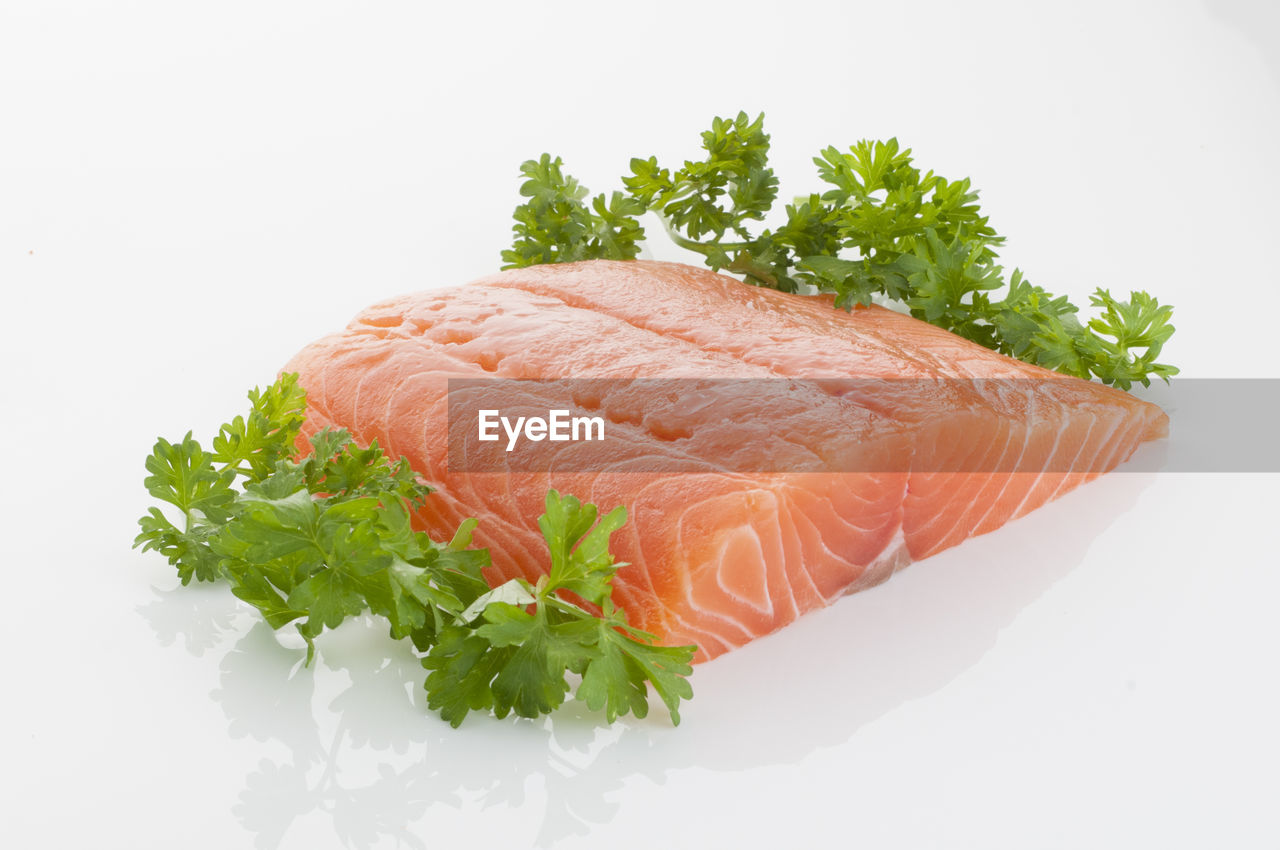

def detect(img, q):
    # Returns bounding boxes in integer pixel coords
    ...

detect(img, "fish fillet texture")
[284,260,1167,660]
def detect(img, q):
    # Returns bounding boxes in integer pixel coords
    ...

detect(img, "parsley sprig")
[502,112,1177,390]
[501,153,647,269]
[135,374,696,726]
[424,492,693,727]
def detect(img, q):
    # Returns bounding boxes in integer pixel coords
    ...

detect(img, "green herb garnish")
[135,373,695,726]
[502,112,1177,390]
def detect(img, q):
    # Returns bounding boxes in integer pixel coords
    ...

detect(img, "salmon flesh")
[283,260,1167,660]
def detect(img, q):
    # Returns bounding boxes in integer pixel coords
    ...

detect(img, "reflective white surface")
[2,2,1278,847]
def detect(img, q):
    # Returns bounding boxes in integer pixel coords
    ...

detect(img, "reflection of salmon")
[284,260,1167,660]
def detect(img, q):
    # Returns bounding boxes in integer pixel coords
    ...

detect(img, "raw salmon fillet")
[284,260,1167,660]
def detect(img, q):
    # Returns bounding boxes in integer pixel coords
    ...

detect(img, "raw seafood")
[284,260,1166,659]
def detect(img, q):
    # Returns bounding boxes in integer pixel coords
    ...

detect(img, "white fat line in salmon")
[477,409,606,452]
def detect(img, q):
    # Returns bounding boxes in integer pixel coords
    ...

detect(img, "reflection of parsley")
[503,112,1177,390]
[136,374,695,726]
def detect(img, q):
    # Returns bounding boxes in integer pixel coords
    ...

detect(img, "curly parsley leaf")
[501,154,646,268]
[134,434,236,583]
[624,111,778,248]
[211,372,307,481]
[539,493,628,606]
[135,506,224,585]
[577,598,695,725]
[418,626,509,725]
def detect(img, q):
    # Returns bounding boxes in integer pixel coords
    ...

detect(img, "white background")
[2,1,1277,848]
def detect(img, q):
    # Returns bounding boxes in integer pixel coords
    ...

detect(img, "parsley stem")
[652,212,778,285]
[655,212,749,255]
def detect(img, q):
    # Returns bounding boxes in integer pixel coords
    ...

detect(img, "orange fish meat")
[284,260,1167,660]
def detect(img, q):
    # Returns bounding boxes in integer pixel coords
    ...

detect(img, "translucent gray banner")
[445,378,1280,474]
